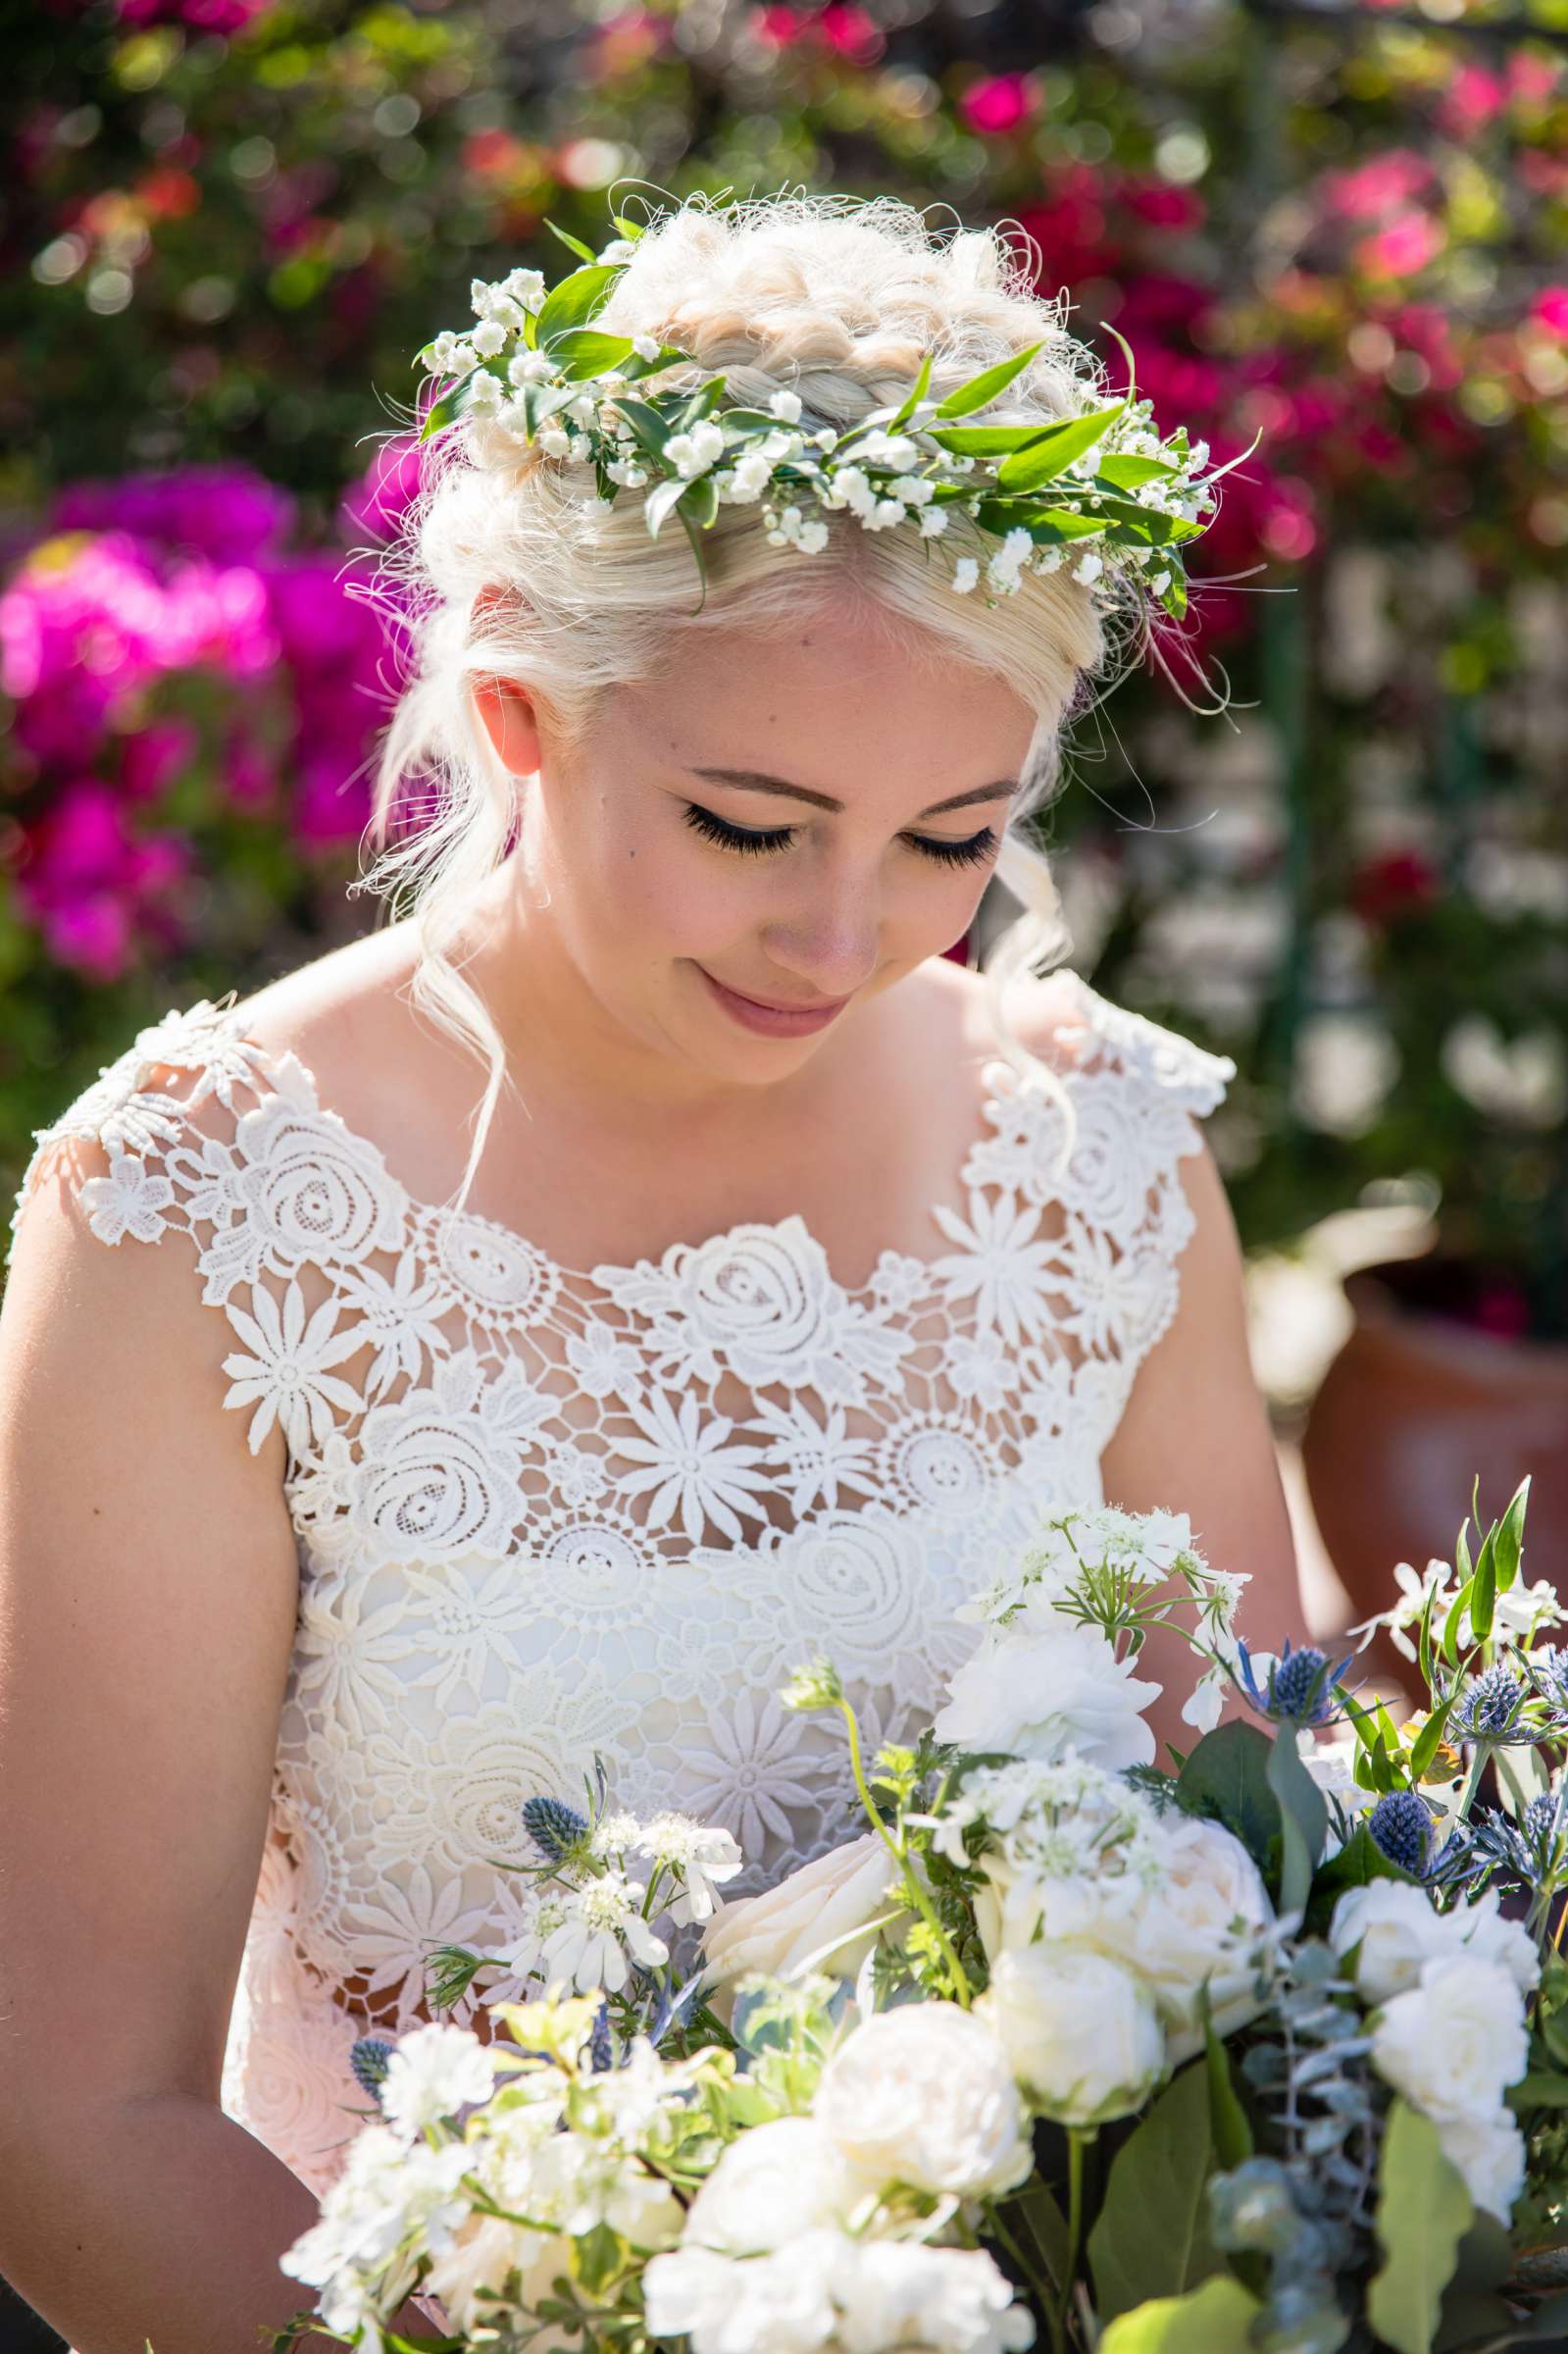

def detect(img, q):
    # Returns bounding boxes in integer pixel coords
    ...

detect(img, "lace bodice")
[14,973,1233,2197]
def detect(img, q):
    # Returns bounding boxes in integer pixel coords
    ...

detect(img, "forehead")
[608,603,1037,794]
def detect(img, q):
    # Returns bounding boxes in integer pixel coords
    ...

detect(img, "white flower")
[976,1943,1163,2126]
[699,1831,909,2020]
[279,2124,475,2324]
[814,2003,1033,2200]
[1302,1726,1379,1854]
[665,422,726,477]
[539,1868,669,1994]
[77,1150,173,1245]
[221,1280,365,1456]
[768,388,803,422]
[379,2021,499,2141]
[538,427,572,458]
[637,1811,744,1921]
[644,2230,1034,2354]
[425,2213,552,2334]
[683,2118,869,2256]
[1072,550,1104,586]
[495,267,547,313]
[1435,2110,1527,2226]
[1370,1954,1531,2124]
[952,556,981,593]
[632,333,662,360]
[934,1623,1159,1771]
[1331,1883,1541,2008]
[596,238,636,265]
[1348,1558,1455,1662]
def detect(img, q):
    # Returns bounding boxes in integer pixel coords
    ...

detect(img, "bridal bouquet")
[273,1477,1568,2354]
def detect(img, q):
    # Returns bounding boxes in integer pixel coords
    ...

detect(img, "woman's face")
[476,599,1042,1087]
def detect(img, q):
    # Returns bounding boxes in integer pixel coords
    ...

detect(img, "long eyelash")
[682,801,997,870]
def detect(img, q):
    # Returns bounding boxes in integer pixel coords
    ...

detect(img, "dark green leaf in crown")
[414,213,1259,623]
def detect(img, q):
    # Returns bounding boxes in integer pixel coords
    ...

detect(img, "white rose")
[1330,1881,1459,2004]
[934,1623,1159,1771]
[1331,1882,1541,2007]
[814,2003,1033,2200]
[698,1832,910,2023]
[683,2118,867,2256]
[1435,2110,1527,2226]
[425,2215,549,2333]
[976,1944,1163,2126]
[1371,1955,1531,2124]
[1033,1815,1274,2061]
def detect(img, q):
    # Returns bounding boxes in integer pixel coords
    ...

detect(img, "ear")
[471,584,542,779]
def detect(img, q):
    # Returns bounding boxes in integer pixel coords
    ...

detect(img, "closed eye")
[682,802,998,870]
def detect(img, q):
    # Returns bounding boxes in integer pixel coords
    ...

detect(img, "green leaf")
[1265,1724,1329,1918]
[972,499,1109,542]
[543,216,598,265]
[1096,2277,1261,2353]
[573,2219,626,2297]
[1471,1519,1498,1644]
[1367,2100,1474,2354]
[927,422,1078,456]
[643,475,687,537]
[885,348,934,431]
[1175,1721,1283,1877]
[679,473,721,528]
[547,328,637,380]
[1493,1477,1530,1597]
[1507,2071,1568,2109]
[932,338,1047,419]
[1096,452,1180,489]
[1311,1823,1419,1914]
[1204,2013,1252,2171]
[534,262,623,345]
[610,213,645,241]
[1410,1694,1458,1782]
[994,401,1129,491]
[607,394,672,461]
[1087,2062,1225,2319]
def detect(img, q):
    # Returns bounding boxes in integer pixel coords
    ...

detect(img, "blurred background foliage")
[4,0,1566,1332]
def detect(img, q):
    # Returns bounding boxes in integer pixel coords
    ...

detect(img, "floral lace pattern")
[14,974,1233,2197]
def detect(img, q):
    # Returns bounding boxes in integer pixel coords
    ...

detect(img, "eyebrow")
[689,766,1019,819]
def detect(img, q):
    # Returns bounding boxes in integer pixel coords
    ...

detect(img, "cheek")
[582,819,757,959]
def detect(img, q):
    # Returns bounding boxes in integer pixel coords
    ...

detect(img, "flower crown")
[415,216,1253,619]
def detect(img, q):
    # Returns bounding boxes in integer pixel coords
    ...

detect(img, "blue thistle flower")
[1450,1663,1528,1742]
[588,2000,614,2074]
[524,1794,589,1861]
[1235,1638,1354,1727]
[349,2035,395,2104]
[1367,1790,1432,1876]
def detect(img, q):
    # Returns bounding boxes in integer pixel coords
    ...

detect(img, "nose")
[759,867,882,1002]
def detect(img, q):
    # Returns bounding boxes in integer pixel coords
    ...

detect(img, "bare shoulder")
[896,953,1087,1074]
[231,915,430,1108]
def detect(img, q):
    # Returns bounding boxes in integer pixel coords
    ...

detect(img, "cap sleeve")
[10,998,282,1259]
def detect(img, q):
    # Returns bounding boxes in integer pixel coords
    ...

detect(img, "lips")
[721,982,847,1015]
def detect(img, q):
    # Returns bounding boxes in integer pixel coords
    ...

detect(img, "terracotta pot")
[1299,1254,1568,1681]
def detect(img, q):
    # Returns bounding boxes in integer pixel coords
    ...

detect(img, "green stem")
[838,1697,973,2008]
[1055,2129,1089,2348]
[986,2202,1061,2350]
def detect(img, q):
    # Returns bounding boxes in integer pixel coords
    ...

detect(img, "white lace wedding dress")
[14,970,1233,2199]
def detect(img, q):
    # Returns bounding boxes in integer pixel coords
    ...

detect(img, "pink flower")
[960,76,1034,137]
[1358,211,1445,280]
[1534,287,1568,340]
[17,779,192,982]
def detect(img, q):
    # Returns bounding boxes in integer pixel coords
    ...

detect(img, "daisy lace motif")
[13,974,1233,2195]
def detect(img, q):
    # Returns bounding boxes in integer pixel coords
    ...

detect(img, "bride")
[0,190,1305,2352]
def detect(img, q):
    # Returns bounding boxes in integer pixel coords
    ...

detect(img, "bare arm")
[0,1150,419,2354]
[1099,1135,1311,1759]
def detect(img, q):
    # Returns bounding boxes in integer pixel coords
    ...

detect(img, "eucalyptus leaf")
[1087,2062,1225,2318]
[1096,2276,1262,2353]
[1367,2100,1474,2354]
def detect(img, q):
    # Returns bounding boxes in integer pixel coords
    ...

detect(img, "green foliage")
[1367,2100,1475,2354]
[1087,2061,1228,2318]
[1175,1721,1284,1880]
[1095,2275,1262,2352]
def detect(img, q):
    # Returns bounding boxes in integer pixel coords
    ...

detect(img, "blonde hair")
[352,188,1173,1208]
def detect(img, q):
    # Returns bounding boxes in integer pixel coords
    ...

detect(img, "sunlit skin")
[465,596,1043,1125]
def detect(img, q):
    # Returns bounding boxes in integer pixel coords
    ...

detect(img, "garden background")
[5,0,1567,1656]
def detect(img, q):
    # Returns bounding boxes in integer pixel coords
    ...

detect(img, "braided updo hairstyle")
[359,188,1148,1204]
